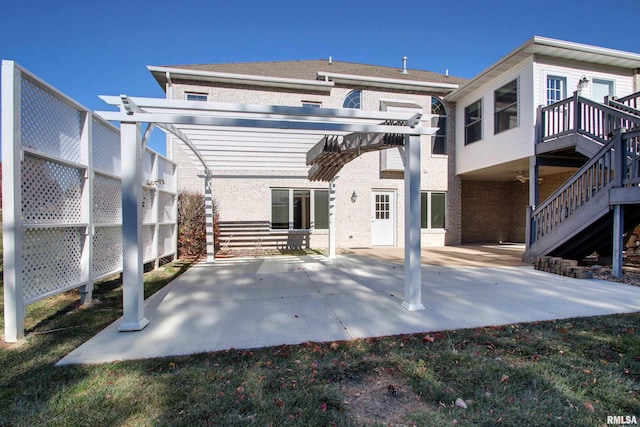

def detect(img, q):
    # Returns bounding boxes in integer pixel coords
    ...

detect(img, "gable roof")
[447,36,640,101]
[149,59,467,94]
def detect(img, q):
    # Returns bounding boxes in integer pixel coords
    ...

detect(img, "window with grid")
[431,97,448,155]
[375,194,390,219]
[546,76,566,105]
[343,90,361,109]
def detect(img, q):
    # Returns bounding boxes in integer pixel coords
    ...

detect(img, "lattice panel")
[143,150,154,183]
[157,159,176,192]
[158,192,175,223]
[92,118,121,176]
[143,188,155,223]
[93,174,122,224]
[158,225,175,255]
[143,225,155,262]
[92,226,123,278]
[22,155,84,224]
[22,227,84,303]
[20,78,83,163]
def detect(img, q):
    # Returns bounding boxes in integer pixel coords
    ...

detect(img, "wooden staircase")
[524,91,640,263]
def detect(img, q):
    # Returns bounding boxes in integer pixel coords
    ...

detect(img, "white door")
[371,191,396,246]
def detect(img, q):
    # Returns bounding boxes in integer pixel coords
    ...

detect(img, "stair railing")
[607,91,640,121]
[529,127,640,246]
[529,137,617,245]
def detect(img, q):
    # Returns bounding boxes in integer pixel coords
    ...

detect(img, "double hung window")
[494,79,518,134]
[546,76,566,105]
[464,100,482,145]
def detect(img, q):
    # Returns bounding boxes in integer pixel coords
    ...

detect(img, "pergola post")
[119,121,149,331]
[401,134,425,311]
[2,61,25,342]
[205,174,216,263]
[328,180,337,258]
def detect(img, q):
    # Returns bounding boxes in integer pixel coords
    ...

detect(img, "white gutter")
[533,36,640,63]
[316,71,459,92]
[148,65,335,92]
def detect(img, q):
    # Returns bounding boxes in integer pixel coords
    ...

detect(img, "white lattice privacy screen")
[2,61,178,341]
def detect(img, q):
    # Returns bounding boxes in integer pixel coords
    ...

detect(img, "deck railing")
[530,128,640,245]
[541,91,640,144]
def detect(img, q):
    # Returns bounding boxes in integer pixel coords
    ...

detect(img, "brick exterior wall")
[169,79,460,249]
[460,170,579,243]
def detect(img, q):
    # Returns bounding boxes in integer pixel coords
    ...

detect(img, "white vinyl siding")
[534,59,635,108]
[456,58,534,176]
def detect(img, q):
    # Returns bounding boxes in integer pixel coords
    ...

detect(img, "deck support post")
[612,204,624,278]
[119,121,149,332]
[402,134,425,311]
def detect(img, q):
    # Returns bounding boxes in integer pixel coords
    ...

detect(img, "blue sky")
[1,0,639,155]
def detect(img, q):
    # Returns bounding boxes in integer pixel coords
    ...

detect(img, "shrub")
[177,191,219,259]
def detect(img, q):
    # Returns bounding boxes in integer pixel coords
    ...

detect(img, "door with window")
[371,191,396,246]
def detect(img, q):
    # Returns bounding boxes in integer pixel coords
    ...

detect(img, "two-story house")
[149,36,640,260]
[149,60,467,251]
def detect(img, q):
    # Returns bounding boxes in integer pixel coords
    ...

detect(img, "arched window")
[431,97,448,155]
[343,90,361,109]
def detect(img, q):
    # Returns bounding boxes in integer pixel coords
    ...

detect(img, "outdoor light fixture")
[578,75,590,90]
[351,190,358,203]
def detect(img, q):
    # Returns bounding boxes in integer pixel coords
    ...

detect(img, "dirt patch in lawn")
[335,369,433,426]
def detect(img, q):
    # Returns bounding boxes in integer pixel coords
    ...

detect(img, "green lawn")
[0,227,638,425]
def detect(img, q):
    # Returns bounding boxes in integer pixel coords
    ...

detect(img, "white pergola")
[97,97,437,331]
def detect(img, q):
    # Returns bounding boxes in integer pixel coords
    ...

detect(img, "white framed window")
[421,192,446,229]
[494,79,518,134]
[592,78,615,102]
[431,97,447,155]
[185,92,207,101]
[343,90,361,109]
[271,188,329,230]
[464,99,482,145]
[546,76,566,105]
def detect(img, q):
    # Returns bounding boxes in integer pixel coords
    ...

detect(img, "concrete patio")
[58,245,640,365]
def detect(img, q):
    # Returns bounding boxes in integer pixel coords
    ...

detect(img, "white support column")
[328,180,337,259]
[205,174,216,263]
[2,61,25,342]
[79,112,94,304]
[119,121,149,331]
[402,134,425,311]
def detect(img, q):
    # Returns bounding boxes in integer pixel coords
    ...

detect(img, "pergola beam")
[99,95,426,122]
[95,111,434,135]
